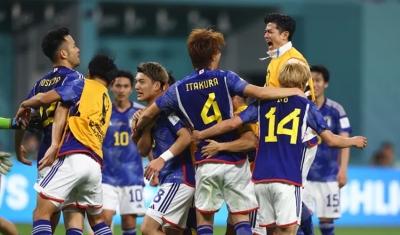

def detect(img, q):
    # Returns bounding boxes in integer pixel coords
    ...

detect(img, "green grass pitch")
[14,224,400,235]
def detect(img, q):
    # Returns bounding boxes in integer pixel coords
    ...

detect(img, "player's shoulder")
[131,101,145,110]
[324,98,346,116]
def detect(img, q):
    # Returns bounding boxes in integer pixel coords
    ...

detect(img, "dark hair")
[167,70,176,86]
[116,70,134,86]
[187,27,226,69]
[310,65,330,83]
[88,53,118,86]
[136,62,169,86]
[41,27,70,62]
[264,13,296,41]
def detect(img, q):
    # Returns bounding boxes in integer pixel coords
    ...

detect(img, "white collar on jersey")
[259,41,293,61]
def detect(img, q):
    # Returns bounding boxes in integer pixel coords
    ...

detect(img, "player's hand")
[39,144,58,171]
[25,110,42,135]
[0,152,13,175]
[16,145,32,166]
[191,130,202,146]
[149,173,159,186]
[352,136,367,149]
[15,106,31,126]
[132,108,145,132]
[337,168,348,188]
[201,139,220,158]
[144,158,165,181]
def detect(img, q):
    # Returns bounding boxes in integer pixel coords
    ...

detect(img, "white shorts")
[146,183,195,230]
[255,182,302,228]
[302,145,318,186]
[34,153,103,215]
[303,181,341,219]
[102,183,146,216]
[195,161,258,213]
[38,166,51,179]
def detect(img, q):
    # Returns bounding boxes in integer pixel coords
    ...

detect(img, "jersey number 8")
[265,107,301,144]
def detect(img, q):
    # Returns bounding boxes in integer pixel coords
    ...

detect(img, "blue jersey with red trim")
[102,102,145,186]
[239,96,328,186]
[155,68,249,164]
[151,111,195,186]
[307,98,352,182]
[26,66,83,166]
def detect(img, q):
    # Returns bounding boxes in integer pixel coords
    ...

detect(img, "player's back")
[252,96,313,186]
[102,102,145,186]
[26,66,83,165]
[174,69,247,164]
[151,111,195,187]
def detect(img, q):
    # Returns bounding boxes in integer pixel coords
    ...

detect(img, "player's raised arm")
[136,103,162,131]
[137,122,154,157]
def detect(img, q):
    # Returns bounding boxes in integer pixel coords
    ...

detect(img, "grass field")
[15,224,400,235]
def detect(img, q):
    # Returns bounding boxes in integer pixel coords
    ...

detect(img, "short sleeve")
[155,83,180,113]
[166,112,187,134]
[334,104,352,134]
[238,101,258,124]
[306,102,328,135]
[225,70,249,97]
[55,78,84,104]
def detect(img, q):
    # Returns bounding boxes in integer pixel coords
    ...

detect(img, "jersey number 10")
[114,131,130,146]
[265,107,301,144]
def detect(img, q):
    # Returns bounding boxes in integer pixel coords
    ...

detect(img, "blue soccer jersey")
[102,102,145,186]
[151,111,195,187]
[25,66,83,166]
[155,68,249,164]
[307,98,352,182]
[239,96,329,186]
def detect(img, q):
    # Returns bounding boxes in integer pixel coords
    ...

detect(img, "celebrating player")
[101,70,146,235]
[15,53,118,235]
[134,27,307,235]
[132,62,195,235]
[13,26,83,233]
[191,62,367,235]
[262,13,318,235]
[302,65,351,235]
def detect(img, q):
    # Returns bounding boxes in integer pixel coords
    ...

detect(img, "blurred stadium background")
[0,0,399,234]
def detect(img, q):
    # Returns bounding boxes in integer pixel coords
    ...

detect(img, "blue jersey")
[239,96,329,186]
[155,68,249,164]
[151,111,195,187]
[307,98,352,182]
[102,102,145,186]
[25,66,83,166]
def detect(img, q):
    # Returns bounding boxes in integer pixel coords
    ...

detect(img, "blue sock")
[66,228,83,235]
[297,228,305,235]
[91,222,112,235]
[233,221,253,235]
[122,227,136,235]
[197,225,213,235]
[32,220,52,235]
[320,221,334,235]
[300,202,315,235]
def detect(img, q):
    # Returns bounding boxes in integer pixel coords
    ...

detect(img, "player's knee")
[87,213,103,227]
[319,218,333,223]
[230,213,249,225]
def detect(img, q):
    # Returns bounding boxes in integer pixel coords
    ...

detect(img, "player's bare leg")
[32,195,59,235]
[196,211,215,234]
[225,223,235,235]
[141,215,165,235]
[63,210,85,233]
[121,214,138,235]
[101,209,115,227]
[164,227,183,235]
[87,213,113,235]
[278,225,299,235]
[0,216,19,235]
[49,210,61,233]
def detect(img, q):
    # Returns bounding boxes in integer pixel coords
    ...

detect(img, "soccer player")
[132,62,195,235]
[15,53,118,235]
[190,62,367,235]
[13,26,83,233]
[101,70,146,235]
[134,28,306,235]
[262,13,317,235]
[302,65,351,235]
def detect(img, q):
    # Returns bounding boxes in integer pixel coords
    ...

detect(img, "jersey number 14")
[265,107,301,144]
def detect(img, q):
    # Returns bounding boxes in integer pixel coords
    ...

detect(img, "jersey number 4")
[201,92,222,125]
[265,107,301,144]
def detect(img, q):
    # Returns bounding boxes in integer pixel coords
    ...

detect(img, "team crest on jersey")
[324,116,332,127]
